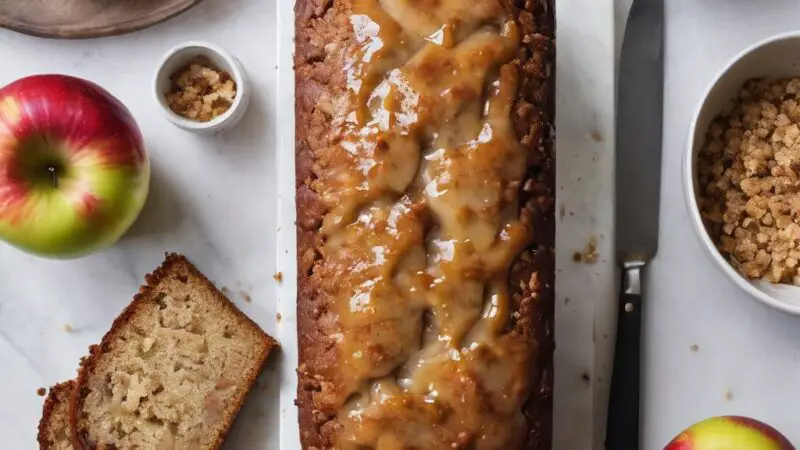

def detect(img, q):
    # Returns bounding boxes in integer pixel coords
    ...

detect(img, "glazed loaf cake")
[295,0,555,449]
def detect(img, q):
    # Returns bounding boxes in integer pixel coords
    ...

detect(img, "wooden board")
[0,0,202,39]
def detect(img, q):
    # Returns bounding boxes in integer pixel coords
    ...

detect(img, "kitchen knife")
[607,0,664,448]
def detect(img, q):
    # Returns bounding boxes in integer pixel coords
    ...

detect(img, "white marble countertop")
[0,0,280,448]
[5,1,800,449]
[639,0,800,447]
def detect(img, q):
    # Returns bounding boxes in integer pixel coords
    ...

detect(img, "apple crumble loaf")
[295,0,555,448]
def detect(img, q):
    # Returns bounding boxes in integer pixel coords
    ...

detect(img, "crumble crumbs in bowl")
[698,78,800,286]
[684,31,800,315]
[153,41,250,134]
[165,56,237,122]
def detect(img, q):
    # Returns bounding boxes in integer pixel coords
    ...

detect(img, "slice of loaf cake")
[70,253,277,450]
[38,381,76,450]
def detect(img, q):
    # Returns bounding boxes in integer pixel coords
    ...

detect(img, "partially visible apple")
[665,416,795,450]
[0,74,150,258]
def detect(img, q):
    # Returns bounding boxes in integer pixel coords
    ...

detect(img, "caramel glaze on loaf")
[295,0,555,449]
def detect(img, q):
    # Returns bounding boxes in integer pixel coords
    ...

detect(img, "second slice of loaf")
[70,253,277,450]
[38,381,75,450]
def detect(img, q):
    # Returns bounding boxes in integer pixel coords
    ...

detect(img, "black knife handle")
[606,264,644,450]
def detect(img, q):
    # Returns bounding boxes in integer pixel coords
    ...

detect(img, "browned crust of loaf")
[69,252,279,450]
[294,0,555,449]
[38,380,76,450]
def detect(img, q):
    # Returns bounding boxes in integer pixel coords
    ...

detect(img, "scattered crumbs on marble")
[63,324,73,333]
[275,65,279,70]
[690,344,699,352]
[37,387,46,397]
[558,204,566,221]
[285,249,289,254]
[274,272,284,283]
[724,389,734,401]
[221,286,231,296]
[569,211,575,216]
[573,236,599,264]
[590,131,603,142]
[277,226,282,232]
[577,177,582,182]
[276,313,283,322]
[240,291,252,303]
[581,372,591,384]
[564,297,571,305]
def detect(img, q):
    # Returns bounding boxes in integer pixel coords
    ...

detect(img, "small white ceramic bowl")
[153,41,250,134]
[684,31,800,315]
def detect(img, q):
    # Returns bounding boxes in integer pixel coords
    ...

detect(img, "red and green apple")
[0,74,150,258]
[665,415,794,450]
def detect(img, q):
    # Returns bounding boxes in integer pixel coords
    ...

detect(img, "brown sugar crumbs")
[240,291,252,303]
[37,387,46,396]
[165,56,237,122]
[573,236,598,264]
[699,78,800,285]
[273,272,283,283]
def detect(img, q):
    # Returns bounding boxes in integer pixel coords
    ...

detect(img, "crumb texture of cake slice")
[38,381,76,450]
[71,253,277,450]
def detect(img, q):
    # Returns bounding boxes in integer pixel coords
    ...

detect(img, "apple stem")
[48,166,57,188]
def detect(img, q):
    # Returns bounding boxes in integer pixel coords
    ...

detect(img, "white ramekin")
[684,31,800,315]
[153,41,251,134]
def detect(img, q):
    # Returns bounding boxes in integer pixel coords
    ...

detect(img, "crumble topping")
[165,56,237,122]
[698,78,800,285]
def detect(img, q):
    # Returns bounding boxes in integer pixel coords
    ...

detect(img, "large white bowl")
[684,31,800,315]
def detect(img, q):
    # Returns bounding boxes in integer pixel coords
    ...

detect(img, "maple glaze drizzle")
[310,0,535,448]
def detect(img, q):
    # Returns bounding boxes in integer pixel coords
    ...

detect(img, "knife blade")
[607,0,665,448]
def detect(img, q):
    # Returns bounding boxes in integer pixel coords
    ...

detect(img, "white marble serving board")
[276,1,618,450]
[553,0,617,449]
